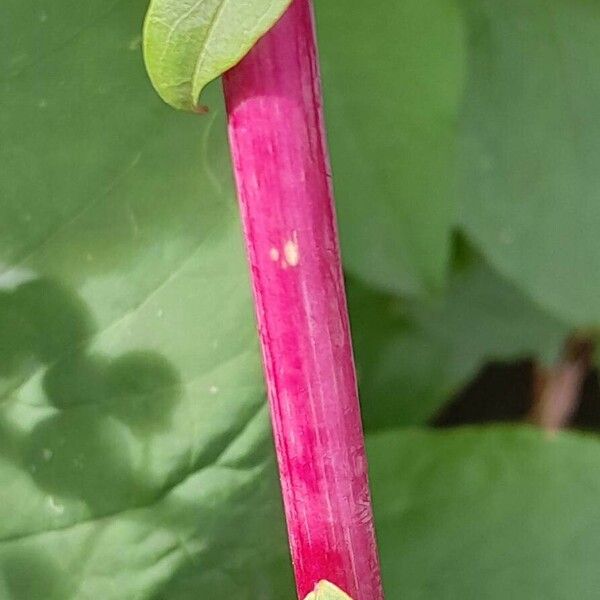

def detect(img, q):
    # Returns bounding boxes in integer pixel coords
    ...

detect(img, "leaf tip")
[303,580,354,600]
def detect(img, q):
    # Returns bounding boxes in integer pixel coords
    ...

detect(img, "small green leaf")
[143,0,291,111]
[304,580,354,600]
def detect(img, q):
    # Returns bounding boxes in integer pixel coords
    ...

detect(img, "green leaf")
[319,0,600,328]
[317,0,466,296]
[457,0,600,327]
[0,0,292,597]
[143,0,291,111]
[368,426,600,599]
[304,580,354,600]
[350,251,569,429]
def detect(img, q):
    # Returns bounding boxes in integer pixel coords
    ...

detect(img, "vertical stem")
[222,1,383,598]
[529,337,593,432]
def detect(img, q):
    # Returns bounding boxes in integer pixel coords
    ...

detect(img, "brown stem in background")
[529,336,594,432]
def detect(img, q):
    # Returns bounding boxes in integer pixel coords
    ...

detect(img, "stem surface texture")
[223,1,384,598]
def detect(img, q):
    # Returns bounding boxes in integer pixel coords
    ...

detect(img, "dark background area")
[433,361,600,430]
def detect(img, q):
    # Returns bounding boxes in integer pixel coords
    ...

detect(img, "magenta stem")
[222,1,383,598]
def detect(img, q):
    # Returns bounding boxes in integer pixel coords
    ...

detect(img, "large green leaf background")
[316,0,600,426]
[318,0,465,298]
[1,1,290,597]
[458,0,600,327]
[3,0,600,598]
[371,426,600,599]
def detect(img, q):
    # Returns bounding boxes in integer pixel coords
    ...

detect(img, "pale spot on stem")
[284,234,300,267]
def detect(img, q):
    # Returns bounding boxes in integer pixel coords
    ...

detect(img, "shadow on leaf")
[0,546,74,599]
[0,275,182,514]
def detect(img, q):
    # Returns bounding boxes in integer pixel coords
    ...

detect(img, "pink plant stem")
[222,1,383,598]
